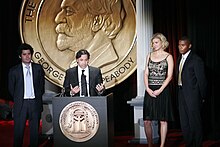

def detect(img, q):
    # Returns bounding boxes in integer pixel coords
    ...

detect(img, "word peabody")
[35,51,135,86]
[103,57,135,83]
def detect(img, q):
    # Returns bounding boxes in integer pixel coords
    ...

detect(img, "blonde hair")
[150,33,169,50]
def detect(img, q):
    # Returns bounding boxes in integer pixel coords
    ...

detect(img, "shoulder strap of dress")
[165,54,170,59]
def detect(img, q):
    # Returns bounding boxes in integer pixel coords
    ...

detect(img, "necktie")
[26,65,33,97]
[178,57,184,85]
[81,70,88,96]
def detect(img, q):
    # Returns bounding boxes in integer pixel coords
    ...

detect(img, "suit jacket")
[8,63,45,116]
[64,66,104,96]
[176,51,207,110]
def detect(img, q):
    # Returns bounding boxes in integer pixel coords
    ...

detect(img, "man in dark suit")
[63,49,105,97]
[8,43,45,147]
[177,36,207,147]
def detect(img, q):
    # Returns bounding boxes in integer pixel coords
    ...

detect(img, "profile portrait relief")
[20,0,136,88]
[55,0,126,72]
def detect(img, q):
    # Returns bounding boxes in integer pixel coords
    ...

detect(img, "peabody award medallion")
[19,0,136,89]
[59,101,99,142]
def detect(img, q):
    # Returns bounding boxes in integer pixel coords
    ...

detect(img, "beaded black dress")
[143,55,174,121]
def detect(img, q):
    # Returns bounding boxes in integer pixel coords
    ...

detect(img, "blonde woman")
[143,33,174,147]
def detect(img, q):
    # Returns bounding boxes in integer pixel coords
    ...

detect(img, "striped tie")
[26,65,32,97]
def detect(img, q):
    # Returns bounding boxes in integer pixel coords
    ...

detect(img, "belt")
[24,98,35,100]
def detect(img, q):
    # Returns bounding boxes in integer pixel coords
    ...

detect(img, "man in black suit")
[177,36,207,147]
[63,49,105,97]
[8,43,45,147]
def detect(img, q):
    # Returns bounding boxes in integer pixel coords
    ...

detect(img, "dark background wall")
[0,0,219,140]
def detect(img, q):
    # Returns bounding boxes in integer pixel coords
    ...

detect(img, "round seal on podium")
[59,101,99,142]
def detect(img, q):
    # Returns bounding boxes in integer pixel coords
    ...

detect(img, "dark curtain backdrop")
[0,0,219,139]
[152,0,220,140]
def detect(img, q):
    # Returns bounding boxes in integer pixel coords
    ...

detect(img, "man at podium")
[63,49,105,97]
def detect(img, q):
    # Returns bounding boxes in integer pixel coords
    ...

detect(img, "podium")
[52,93,114,147]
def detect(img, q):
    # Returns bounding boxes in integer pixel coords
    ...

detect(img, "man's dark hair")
[179,36,191,44]
[76,49,90,59]
[17,43,34,56]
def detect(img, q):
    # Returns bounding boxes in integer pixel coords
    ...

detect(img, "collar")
[22,62,32,68]
[182,50,191,59]
[78,66,89,76]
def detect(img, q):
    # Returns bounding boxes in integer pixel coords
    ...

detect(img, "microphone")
[60,87,65,97]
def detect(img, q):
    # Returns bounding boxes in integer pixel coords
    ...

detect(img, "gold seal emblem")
[19,0,136,89]
[59,101,99,142]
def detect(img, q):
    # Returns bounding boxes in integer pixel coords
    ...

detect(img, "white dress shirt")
[78,66,90,97]
[22,63,35,99]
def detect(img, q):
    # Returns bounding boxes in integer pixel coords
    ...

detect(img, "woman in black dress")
[143,33,174,147]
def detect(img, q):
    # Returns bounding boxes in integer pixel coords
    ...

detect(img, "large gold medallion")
[59,101,99,142]
[19,0,136,89]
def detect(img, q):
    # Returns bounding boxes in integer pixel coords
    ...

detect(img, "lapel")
[75,66,79,84]
[18,64,25,89]
[31,63,36,85]
[88,66,93,84]
[30,63,37,93]
[31,63,39,89]
[182,51,192,72]
[88,66,92,92]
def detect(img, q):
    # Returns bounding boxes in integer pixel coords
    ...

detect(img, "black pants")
[13,99,40,147]
[178,89,203,147]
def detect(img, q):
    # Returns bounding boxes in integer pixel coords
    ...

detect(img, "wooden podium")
[52,93,114,147]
